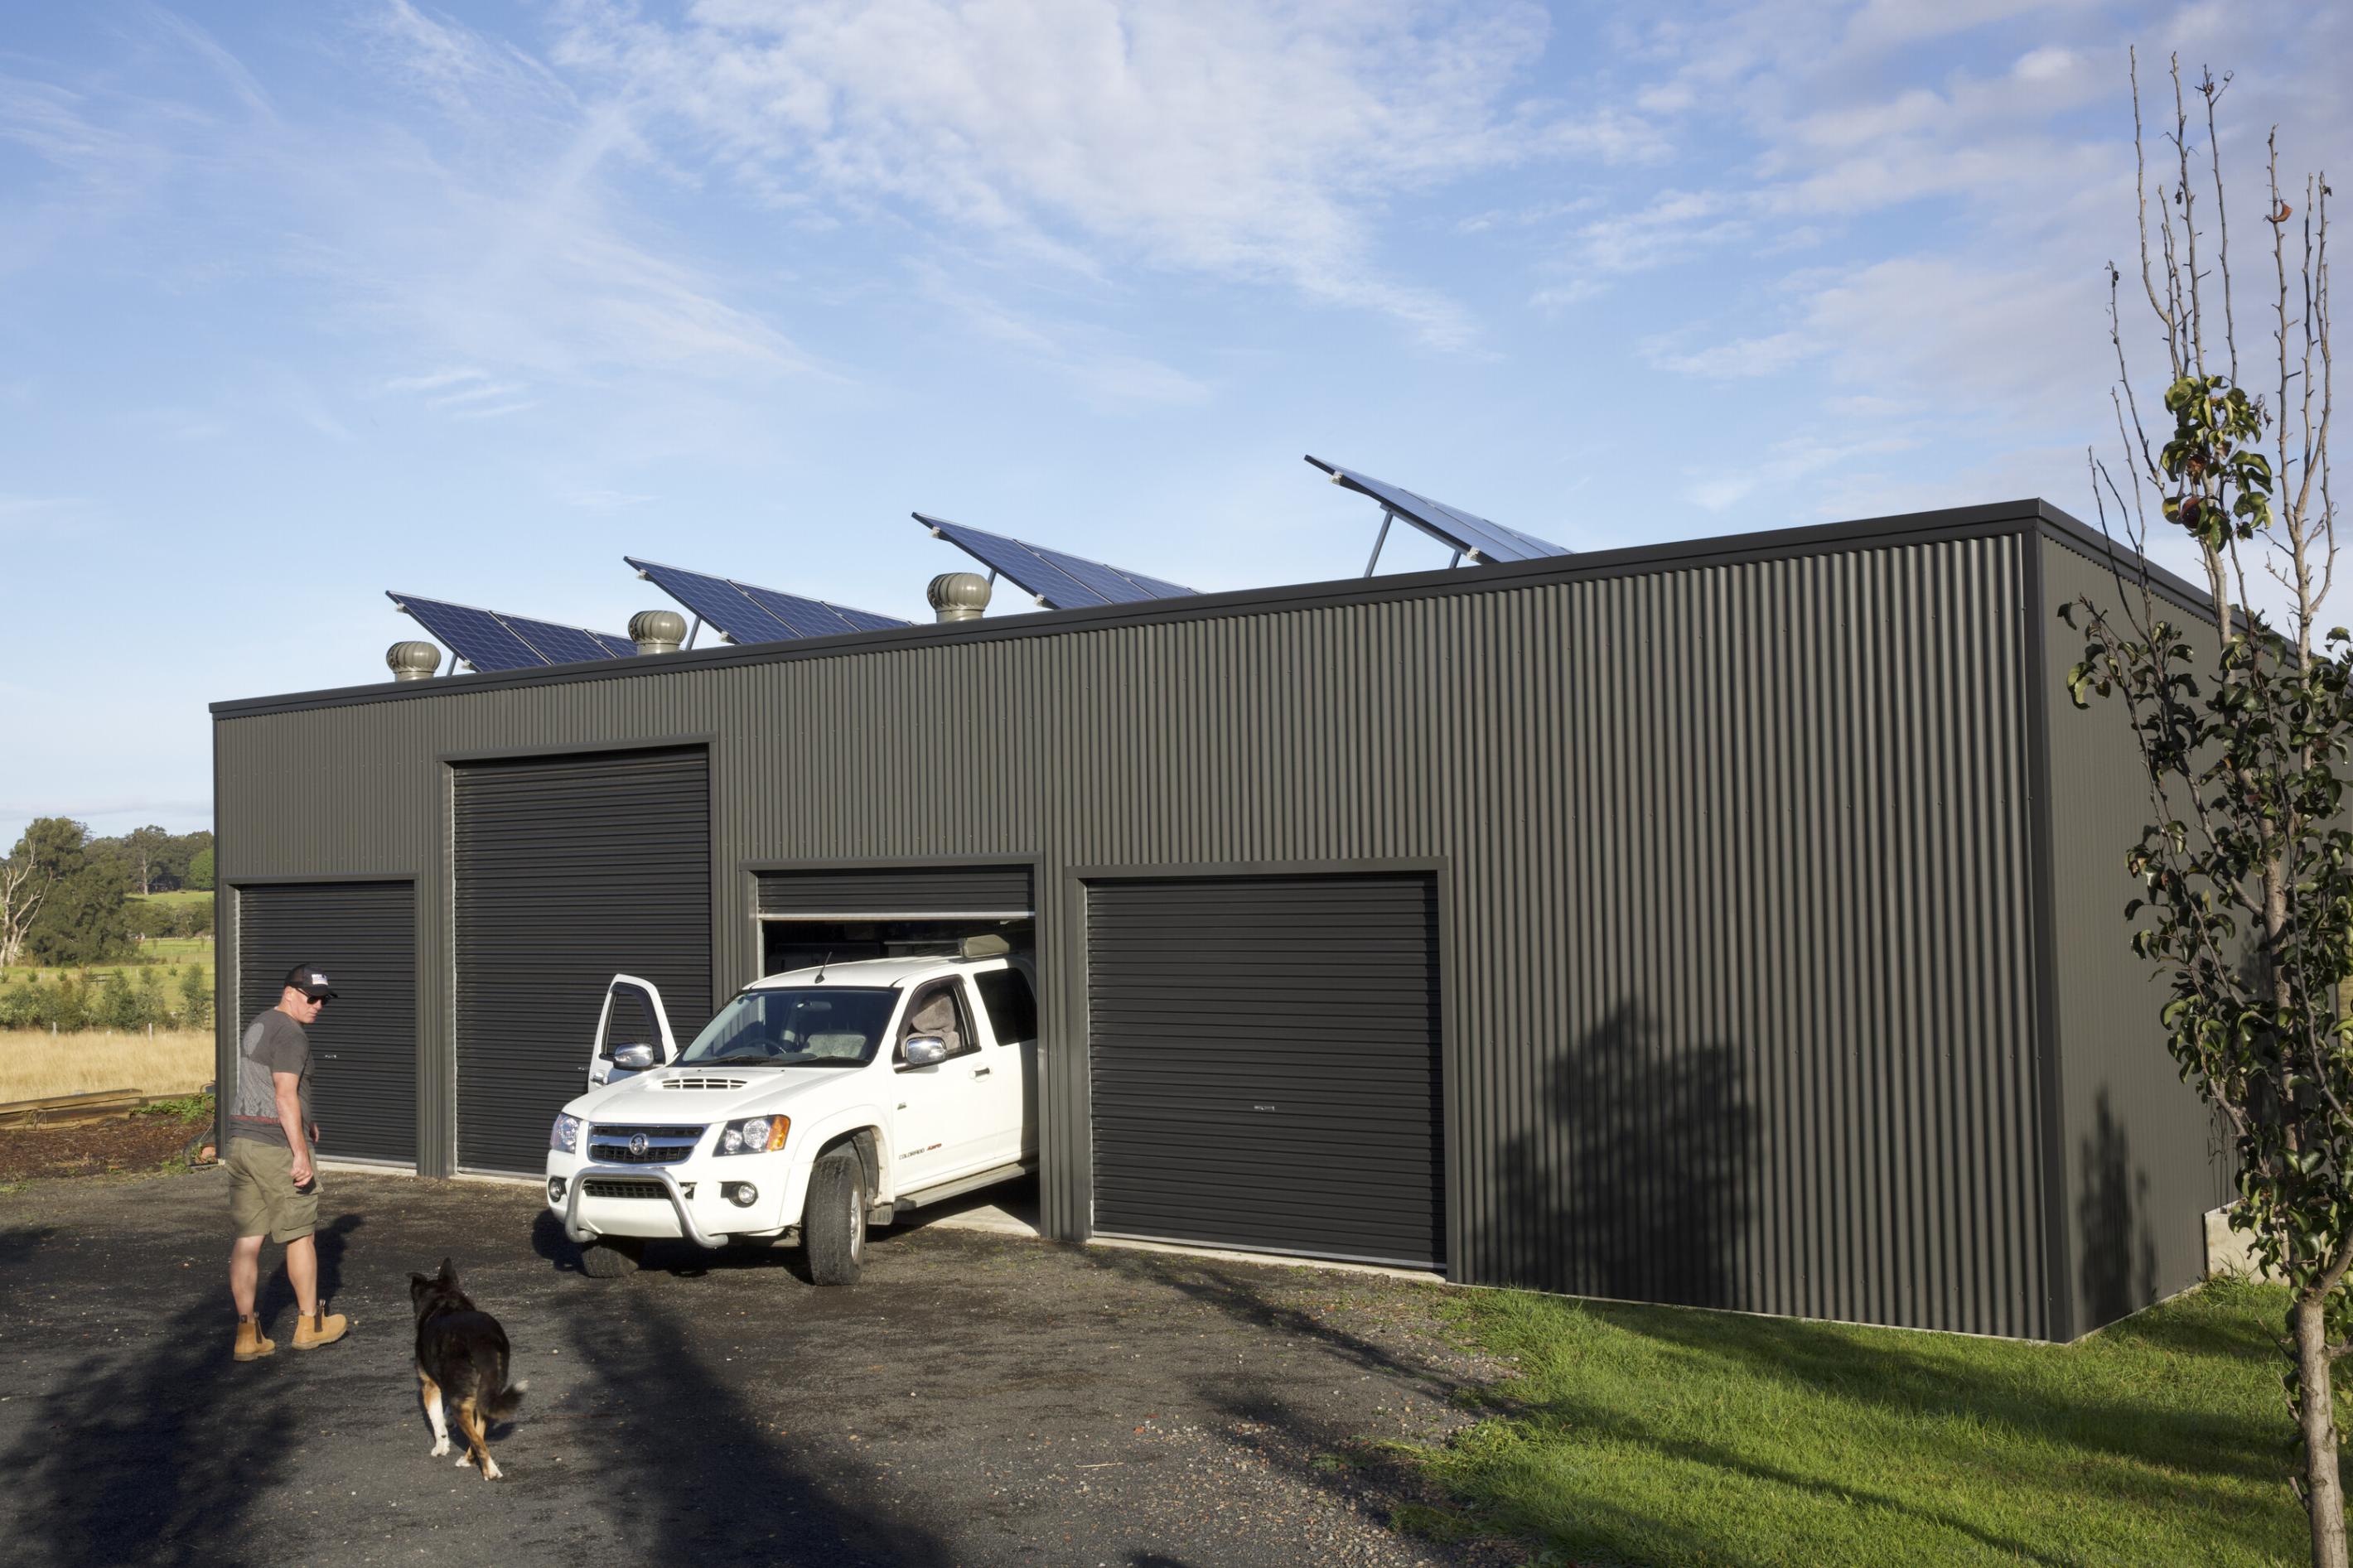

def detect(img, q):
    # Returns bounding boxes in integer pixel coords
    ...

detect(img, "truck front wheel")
[578,1237,642,1278]
[804,1146,867,1286]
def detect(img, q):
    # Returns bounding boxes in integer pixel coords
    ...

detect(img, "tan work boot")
[233,1315,276,1362]
[291,1309,349,1350]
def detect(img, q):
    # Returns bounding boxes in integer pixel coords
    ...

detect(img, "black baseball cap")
[284,964,338,1001]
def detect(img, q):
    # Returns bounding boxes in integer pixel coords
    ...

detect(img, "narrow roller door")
[454,747,711,1173]
[1089,873,1443,1268]
[236,881,417,1165]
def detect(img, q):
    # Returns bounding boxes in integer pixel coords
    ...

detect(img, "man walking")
[226,963,350,1360]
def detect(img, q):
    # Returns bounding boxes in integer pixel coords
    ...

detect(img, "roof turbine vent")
[386,640,441,682]
[629,609,687,655]
[927,572,992,624]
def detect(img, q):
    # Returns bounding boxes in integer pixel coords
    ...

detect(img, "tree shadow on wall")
[1500,1001,1754,1309]
[2079,1088,2158,1330]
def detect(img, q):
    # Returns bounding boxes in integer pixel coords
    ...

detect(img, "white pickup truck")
[545,939,1038,1283]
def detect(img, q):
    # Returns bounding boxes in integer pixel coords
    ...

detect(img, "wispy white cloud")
[381,367,490,395]
[1684,431,1919,512]
[0,493,87,537]
[140,4,279,121]
[379,366,536,419]
[913,262,1210,408]
[2,3,821,426]
[547,0,1660,349]
[560,485,658,512]
[1539,0,2351,567]
[1644,328,1815,379]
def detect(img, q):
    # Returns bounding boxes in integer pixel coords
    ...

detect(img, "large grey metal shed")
[210,497,2226,1340]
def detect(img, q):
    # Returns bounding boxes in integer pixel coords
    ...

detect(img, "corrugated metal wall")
[215,520,2056,1334]
[755,865,1034,915]
[2037,534,2235,1337]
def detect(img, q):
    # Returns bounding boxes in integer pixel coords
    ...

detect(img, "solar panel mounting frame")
[1305,456,1569,573]
[913,513,1198,610]
[625,557,912,648]
[385,591,633,673]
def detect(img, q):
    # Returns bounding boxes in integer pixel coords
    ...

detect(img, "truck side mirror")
[901,1036,948,1068]
[612,1043,658,1072]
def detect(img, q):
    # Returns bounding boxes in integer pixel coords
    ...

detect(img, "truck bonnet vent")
[660,1076,748,1091]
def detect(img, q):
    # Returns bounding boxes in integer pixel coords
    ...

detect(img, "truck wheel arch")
[820,1127,882,1199]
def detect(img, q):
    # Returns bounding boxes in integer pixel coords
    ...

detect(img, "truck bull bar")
[560,1163,725,1250]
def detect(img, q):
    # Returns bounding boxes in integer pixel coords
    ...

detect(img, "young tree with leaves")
[12,818,131,967]
[177,963,211,1030]
[2061,55,2341,1565]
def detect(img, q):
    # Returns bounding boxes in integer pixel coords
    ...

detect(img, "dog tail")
[485,1377,529,1421]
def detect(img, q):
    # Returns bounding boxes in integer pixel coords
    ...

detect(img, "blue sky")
[4,0,2346,843]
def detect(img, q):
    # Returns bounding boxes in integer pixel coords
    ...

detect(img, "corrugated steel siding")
[234,880,417,1165]
[756,866,1034,916]
[452,748,712,1173]
[2037,534,2235,1334]
[215,528,2051,1334]
[1089,873,1443,1267]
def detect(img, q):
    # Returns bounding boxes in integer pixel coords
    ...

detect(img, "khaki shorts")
[226,1138,319,1243]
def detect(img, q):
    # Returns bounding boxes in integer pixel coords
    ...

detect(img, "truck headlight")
[717,1114,789,1155]
[550,1112,582,1154]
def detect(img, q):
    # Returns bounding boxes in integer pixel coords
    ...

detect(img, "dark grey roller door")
[1088,873,1443,1269]
[455,747,711,1173]
[236,880,417,1165]
[756,865,1033,917]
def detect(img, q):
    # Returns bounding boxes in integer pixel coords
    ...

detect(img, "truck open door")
[587,974,679,1088]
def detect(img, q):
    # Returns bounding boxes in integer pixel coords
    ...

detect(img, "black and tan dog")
[409,1257,527,1480]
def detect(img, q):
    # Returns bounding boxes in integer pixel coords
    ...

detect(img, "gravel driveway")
[0,1167,1510,1568]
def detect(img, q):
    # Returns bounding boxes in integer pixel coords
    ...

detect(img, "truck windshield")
[675,987,897,1069]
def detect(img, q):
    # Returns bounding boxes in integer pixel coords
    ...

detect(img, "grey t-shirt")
[230,1009,313,1148]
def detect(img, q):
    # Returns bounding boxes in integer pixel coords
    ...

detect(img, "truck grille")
[587,1124,703,1165]
[581,1178,669,1200]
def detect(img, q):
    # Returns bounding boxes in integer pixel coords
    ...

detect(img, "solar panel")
[386,592,631,673]
[625,557,912,644]
[1305,456,1569,565]
[499,615,625,666]
[914,514,1198,609]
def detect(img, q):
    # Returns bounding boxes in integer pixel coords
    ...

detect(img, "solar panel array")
[915,514,1198,608]
[390,461,1565,673]
[626,557,911,645]
[1306,456,1569,563]
[388,592,635,672]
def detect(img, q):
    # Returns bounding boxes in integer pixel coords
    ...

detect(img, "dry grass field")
[0,1030,215,1103]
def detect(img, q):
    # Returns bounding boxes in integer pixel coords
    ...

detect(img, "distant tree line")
[0,818,215,968]
[0,965,212,1032]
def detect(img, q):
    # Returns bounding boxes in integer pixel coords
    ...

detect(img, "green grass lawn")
[133,936,213,963]
[128,890,212,908]
[1,953,213,987]
[1409,1278,2303,1566]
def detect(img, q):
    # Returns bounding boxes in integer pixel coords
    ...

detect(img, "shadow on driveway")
[2,1223,325,1568]
[561,1291,952,1566]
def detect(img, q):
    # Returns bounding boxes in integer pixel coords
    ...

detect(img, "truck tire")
[804,1146,867,1286]
[578,1237,641,1278]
